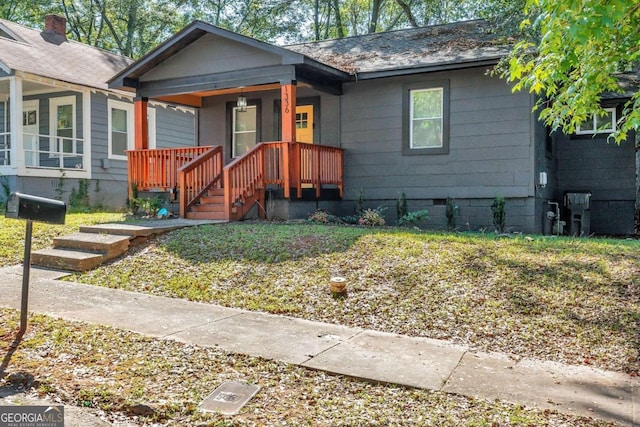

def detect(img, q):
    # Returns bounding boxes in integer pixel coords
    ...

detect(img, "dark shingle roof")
[0,19,133,90]
[286,20,513,76]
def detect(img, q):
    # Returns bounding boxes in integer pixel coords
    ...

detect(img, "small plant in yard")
[308,209,330,223]
[126,182,140,215]
[69,179,91,212]
[396,192,408,223]
[491,196,507,234]
[398,209,430,227]
[358,207,386,226]
[355,187,365,213]
[445,197,459,231]
[136,196,163,217]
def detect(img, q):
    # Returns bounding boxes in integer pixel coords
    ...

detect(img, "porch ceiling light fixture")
[237,90,247,112]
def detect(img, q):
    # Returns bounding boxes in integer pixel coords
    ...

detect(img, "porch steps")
[186,188,228,221]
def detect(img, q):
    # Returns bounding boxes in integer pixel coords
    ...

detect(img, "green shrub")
[491,196,507,234]
[398,210,430,227]
[308,210,330,223]
[396,192,408,223]
[445,198,459,231]
[358,207,386,227]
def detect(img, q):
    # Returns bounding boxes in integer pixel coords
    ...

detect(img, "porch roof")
[0,18,132,90]
[108,21,350,96]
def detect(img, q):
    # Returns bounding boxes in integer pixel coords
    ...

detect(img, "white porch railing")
[0,132,9,166]
[22,132,85,170]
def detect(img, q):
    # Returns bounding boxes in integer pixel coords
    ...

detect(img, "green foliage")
[398,210,430,227]
[136,196,163,216]
[69,179,91,212]
[503,0,640,143]
[491,196,507,234]
[396,192,408,222]
[127,182,139,214]
[358,207,386,227]
[55,171,66,200]
[0,173,10,202]
[445,198,459,231]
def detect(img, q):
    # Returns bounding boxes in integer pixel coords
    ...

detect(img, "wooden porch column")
[134,97,149,150]
[9,76,23,170]
[280,84,296,142]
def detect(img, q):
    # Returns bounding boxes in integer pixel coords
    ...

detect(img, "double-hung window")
[403,81,449,155]
[576,107,616,135]
[108,99,133,160]
[108,99,157,159]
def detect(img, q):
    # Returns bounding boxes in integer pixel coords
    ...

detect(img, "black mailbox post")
[5,192,66,335]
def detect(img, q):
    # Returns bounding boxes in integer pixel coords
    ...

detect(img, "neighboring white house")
[0,15,196,208]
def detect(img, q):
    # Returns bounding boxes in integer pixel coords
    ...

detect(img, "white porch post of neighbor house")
[82,89,92,175]
[9,76,23,172]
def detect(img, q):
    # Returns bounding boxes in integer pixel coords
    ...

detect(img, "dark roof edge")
[352,57,503,80]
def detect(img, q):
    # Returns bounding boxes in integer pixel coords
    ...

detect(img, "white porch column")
[9,76,23,171]
[82,89,92,176]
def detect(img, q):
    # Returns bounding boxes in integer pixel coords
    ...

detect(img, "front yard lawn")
[68,223,640,374]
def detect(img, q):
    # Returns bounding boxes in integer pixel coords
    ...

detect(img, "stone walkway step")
[31,219,224,272]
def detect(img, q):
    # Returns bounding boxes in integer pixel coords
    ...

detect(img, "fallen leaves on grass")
[69,224,640,374]
[0,310,619,426]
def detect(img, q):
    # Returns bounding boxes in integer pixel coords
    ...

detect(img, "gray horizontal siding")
[141,34,280,82]
[154,106,195,149]
[340,68,534,201]
[555,129,636,235]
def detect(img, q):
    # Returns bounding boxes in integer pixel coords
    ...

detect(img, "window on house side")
[108,99,133,160]
[576,107,616,135]
[403,81,449,155]
[410,88,443,149]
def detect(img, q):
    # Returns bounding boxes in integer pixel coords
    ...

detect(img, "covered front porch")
[0,73,91,179]
[111,21,348,220]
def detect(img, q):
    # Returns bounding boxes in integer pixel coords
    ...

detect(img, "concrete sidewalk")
[0,265,637,426]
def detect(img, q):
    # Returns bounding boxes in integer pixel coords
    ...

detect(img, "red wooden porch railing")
[128,142,343,220]
[178,146,224,217]
[127,146,213,195]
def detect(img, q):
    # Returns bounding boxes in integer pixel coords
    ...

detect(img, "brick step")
[31,248,109,272]
[185,211,228,220]
[53,232,130,254]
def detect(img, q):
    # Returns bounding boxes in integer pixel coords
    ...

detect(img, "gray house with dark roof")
[0,15,196,208]
[107,19,637,235]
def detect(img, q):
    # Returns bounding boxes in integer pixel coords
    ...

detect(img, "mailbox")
[5,192,66,224]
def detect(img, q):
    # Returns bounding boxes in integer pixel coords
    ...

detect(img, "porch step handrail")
[178,146,224,218]
[223,143,268,221]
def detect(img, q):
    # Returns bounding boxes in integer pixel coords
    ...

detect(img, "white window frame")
[409,87,444,150]
[49,95,76,157]
[232,105,257,157]
[576,107,616,135]
[108,99,133,160]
